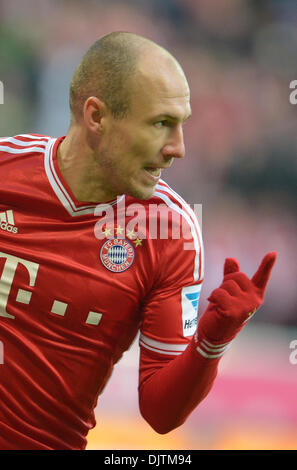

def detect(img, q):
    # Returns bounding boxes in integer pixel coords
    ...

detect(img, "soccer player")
[0,32,276,450]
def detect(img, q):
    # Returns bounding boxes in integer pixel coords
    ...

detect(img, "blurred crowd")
[0,0,296,325]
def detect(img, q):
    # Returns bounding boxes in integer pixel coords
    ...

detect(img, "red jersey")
[0,134,204,449]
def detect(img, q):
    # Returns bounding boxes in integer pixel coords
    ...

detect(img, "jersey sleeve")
[137,193,221,434]
[139,203,204,357]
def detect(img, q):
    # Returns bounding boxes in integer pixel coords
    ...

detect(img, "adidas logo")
[0,210,18,234]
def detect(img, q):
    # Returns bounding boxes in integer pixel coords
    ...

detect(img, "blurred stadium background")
[0,0,296,450]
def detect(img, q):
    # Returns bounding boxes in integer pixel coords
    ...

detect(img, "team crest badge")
[100,238,135,272]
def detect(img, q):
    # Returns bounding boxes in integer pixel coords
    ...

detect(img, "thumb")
[224,257,240,277]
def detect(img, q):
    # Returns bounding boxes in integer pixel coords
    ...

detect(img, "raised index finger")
[251,251,277,291]
[223,257,240,276]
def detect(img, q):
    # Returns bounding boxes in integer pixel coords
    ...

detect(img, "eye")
[154,120,168,128]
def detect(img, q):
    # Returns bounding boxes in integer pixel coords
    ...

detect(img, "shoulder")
[126,178,202,243]
[153,179,199,224]
[147,179,202,242]
[0,134,52,157]
[131,179,204,282]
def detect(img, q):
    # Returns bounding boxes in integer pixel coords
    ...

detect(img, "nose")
[162,124,185,160]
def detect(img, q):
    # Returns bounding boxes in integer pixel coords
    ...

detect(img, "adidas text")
[0,221,18,234]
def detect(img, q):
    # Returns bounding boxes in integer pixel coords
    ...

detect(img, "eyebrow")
[154,112,192,122]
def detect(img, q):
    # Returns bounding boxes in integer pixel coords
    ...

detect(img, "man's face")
[96,54,192,200]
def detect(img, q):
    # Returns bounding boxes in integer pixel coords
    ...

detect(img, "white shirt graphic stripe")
[154,190,201,282]
[139,333,188,355]
[6,210,15,225]
[0,145,46,154]
[139,341,183,355]
[0,137,48,147]
[0,212,7,223]
[156,180,204,279]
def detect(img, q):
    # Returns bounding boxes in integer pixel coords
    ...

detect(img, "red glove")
[195,252,277,359]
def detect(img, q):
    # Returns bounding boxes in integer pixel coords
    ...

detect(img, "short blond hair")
[69,31,154,122]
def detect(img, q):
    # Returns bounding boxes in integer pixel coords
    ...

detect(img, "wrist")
[193,328,233,360]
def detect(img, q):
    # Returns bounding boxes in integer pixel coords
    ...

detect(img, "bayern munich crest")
[100,238,135,272]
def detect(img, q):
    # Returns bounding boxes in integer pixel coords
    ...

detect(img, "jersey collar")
[44,136,124,217]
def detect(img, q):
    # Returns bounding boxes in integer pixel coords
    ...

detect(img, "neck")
[57,126,117,203]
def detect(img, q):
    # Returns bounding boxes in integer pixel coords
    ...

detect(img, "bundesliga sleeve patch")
[100,238,135,272]
[181,285,202,337]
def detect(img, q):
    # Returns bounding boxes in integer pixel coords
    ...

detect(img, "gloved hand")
[195,252,277,359]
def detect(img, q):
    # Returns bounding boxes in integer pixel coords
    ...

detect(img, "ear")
[83,96,107,134]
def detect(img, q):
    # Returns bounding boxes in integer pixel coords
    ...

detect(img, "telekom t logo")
[0,252,102,326]
[0,252,39,319]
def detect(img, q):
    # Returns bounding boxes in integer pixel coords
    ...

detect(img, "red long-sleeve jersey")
[0,134,218,450]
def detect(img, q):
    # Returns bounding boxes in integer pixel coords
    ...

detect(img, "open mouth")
[144,167,161,177]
